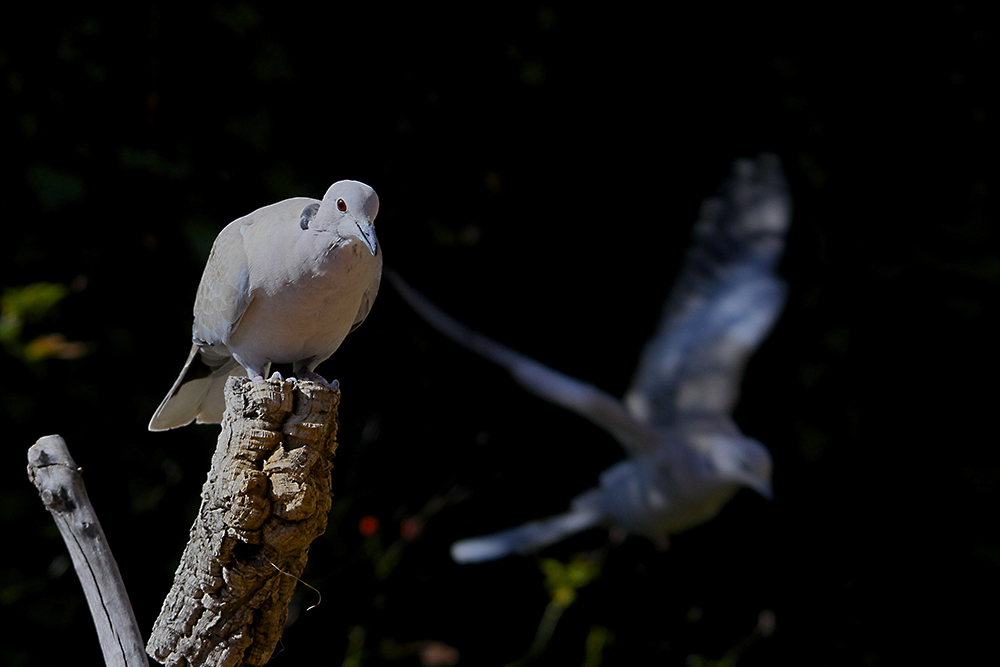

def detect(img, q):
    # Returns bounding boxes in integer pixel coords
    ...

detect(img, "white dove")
[149,180,382,431]
[389,154,789,562]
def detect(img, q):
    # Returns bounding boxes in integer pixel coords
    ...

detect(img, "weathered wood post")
[146,376,341,667]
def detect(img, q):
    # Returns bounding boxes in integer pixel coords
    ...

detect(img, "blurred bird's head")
[703,434,774,500]
[303,180,380,255]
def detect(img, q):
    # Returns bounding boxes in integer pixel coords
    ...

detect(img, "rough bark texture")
[27,435,149,667]
[147,377,340,667]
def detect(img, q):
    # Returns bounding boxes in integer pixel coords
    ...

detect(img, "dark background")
[1,4,996,666]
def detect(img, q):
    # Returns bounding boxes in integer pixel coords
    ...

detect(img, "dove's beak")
[748,477,774,501]
[355,218,377,256]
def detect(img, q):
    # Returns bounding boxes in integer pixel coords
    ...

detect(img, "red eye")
[337,198,347,212]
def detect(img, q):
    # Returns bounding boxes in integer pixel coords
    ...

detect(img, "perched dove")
[389,154,789,563]
[149,180,382,431]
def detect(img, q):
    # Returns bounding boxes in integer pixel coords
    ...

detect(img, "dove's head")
[315,180,380,255]
[704,434,773,500]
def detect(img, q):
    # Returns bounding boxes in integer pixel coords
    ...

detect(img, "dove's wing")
[624,153,791,426]
[192,197,317,348]
[388,270,657,453]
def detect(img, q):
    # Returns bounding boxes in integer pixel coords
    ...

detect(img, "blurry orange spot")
[400,518,421,540]
[24,333,91,361]
[418,640,459,666]
[358,515,380,537]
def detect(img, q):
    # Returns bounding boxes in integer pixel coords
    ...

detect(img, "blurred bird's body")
[149,180,381,431]
[576,421,769,538]
[390,154,789,563]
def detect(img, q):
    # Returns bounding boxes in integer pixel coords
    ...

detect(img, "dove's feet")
[295,369,334,387]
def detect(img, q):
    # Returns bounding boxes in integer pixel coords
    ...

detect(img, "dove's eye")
[337,199,347,212]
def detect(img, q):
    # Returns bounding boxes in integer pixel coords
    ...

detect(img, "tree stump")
[146,376,341,667]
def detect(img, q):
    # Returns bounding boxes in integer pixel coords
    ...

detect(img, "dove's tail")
[450,508,604,564]
[148,346,246,431]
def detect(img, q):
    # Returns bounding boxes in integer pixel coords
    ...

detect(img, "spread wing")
[624,153,791,427]
[388,269,657,454]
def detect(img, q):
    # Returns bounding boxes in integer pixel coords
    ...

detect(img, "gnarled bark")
[146,377,341,667]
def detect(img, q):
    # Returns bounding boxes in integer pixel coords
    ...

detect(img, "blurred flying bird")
[389,154,789,562]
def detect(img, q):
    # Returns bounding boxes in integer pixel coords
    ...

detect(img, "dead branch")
[146,377,341,667]
[26,434,148,667]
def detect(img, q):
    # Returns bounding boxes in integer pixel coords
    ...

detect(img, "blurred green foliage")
[540,555,600,609]
[1,283,68,344]
[1,282,89,361]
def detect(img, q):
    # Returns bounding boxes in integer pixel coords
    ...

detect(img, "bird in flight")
[390,154,789,562]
